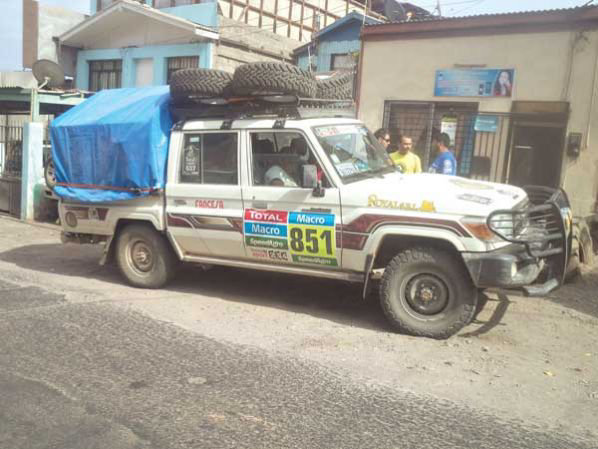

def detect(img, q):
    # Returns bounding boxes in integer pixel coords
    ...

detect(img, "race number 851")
[289,226,335,257]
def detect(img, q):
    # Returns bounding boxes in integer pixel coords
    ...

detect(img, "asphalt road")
[0,275,594,449]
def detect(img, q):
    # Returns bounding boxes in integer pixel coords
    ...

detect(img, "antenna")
[32,59,65,89]
[383,0,406,22]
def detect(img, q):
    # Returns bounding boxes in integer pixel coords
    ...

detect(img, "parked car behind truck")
[50,65,572,339]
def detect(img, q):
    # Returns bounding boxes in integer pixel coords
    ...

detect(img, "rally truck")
[50,67,572,339]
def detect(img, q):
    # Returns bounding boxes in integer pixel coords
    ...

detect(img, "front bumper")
[465,186,573,297]
[463,244,544,289]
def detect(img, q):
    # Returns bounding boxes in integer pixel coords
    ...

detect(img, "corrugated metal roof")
[365,5,597,26]
[0,72,37,89]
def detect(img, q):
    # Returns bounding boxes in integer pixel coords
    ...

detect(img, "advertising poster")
[434,69,515,97]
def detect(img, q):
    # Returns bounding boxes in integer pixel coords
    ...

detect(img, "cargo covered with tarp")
[50,86,172,203]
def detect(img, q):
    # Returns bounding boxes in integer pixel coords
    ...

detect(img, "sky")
[408,0,591,16]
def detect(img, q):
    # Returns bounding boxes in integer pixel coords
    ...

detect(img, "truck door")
[165,130,245,259]
[241,130,342,269]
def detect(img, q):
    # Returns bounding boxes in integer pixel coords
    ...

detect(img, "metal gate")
[383,101,513,183]
[0,125,23,217]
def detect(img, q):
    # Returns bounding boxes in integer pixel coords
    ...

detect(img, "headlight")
[461,217,502,242]
[486,211,529,241]
[561,208,573,236]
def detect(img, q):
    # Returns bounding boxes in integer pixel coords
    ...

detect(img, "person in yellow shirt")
[389,135,422,174]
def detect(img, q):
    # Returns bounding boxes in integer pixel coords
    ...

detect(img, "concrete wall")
[75,42,212,89]
[213,16,298,73]
[359,30,598,218]
[38,4,86,77]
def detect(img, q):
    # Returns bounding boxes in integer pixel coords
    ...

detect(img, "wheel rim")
[46,162,56,184]
[401,274,449,316]
[126,239,154,275]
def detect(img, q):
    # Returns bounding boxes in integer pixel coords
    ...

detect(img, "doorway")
[508,124,565,188]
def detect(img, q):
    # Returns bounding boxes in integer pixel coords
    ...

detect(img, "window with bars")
[166,56,199,83]
[89,60,122,92]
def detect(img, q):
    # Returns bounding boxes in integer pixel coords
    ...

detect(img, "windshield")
[313,124,396,183]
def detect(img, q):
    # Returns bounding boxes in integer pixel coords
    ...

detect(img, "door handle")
[252,201,268,209]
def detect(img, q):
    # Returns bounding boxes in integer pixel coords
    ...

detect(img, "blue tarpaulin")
[50,86,172,203]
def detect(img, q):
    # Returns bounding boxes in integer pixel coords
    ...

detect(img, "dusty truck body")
[51,84,573,339]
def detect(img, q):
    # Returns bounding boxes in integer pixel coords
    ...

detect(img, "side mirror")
[302,164,325,197]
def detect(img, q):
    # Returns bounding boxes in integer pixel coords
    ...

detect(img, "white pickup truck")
[57,98,572,339]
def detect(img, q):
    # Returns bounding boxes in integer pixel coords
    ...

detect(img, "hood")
[341,173,526,217]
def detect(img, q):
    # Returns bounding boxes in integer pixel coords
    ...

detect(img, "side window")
[250,132,329,188]
[180,132,238,185]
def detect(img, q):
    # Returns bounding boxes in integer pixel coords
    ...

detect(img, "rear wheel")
[116,223,178,288]
[379,247,477,339]
[44,159,56,190]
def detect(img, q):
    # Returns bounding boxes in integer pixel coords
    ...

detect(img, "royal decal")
[367,195,436,213]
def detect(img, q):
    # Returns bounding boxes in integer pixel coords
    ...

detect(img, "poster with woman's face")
[434,69,515,98]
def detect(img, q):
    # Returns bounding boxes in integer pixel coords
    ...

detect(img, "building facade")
[294,11,381,73]
[358,6,598,220]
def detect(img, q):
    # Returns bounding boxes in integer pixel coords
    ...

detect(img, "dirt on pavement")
[0,215,597,441]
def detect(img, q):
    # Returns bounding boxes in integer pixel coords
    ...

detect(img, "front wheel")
[116,223,178,288]
[379,247,477,339]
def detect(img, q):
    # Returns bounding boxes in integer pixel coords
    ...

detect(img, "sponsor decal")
[267,249,289,262]
[244,222,288,237]
[250,248,269,259]
[457,193,493,205]
[245,236,289,250]
[450,179,494,190]
[367,195,436,213]
[291,254,338,267]
[244,209,288,224]
[196,199,224,209]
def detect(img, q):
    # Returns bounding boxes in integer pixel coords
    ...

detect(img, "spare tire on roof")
[231,62,317,98]
[169,68,233,102]
[316,71,354,100]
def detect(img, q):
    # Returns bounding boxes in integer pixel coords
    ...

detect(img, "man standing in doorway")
[389,135,422,174]
[374,128,392,153]
[429,132,457,175]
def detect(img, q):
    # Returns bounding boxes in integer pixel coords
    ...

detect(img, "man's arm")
[414,154,422,173]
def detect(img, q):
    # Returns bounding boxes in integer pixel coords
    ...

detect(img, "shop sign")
[434,69,515,98]
[474,115,499,133]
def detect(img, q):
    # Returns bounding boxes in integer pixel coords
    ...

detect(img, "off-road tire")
[169,69,233,102]
[116,223,178,289]
[379,247,477,339]
[316,71,354,100]
[44,159,56,190]
[231,62,317,97]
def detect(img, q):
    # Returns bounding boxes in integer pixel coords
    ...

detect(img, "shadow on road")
[0,243,392,333]
[546,265,598,319]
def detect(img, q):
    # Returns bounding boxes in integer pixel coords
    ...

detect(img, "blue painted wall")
[296,20,362,72]
[90,0,218,27]
[80,2,218,90]
[76,42,212,90]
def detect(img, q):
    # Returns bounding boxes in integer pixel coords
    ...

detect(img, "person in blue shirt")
[429,132,457,175]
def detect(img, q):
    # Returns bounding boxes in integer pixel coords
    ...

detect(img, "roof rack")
[170,95,356,125]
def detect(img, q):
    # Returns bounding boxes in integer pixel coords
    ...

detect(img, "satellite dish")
[384,0,407,22]
[32,59,65,89]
